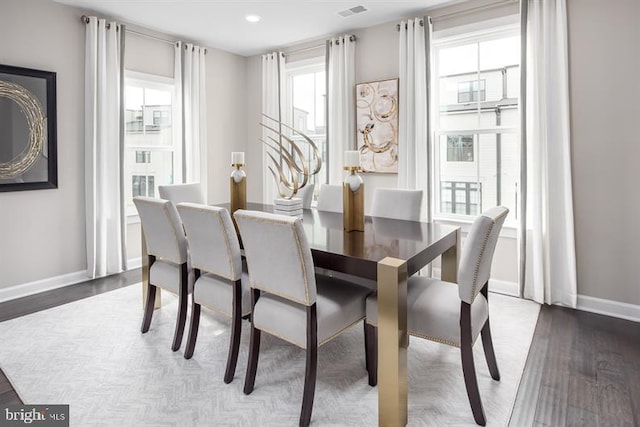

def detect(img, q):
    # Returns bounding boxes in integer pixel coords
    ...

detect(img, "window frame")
[432,24,520,227]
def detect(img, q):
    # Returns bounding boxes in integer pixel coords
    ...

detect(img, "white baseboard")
[0,259,143,304]
[426,268,519,297]
[0,270,90,303]
[577,295,640,323]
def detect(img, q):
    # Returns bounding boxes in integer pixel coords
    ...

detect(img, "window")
[135,151,151,163]
[433,26,520,223]
[441,181,481,215]
[284,57,327,203]
[124,72,179,216]
[132,175,155,197]
[458,79,486,103]
[447,135,474,162]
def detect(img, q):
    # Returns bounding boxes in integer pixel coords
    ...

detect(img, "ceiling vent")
[338,5,368,17]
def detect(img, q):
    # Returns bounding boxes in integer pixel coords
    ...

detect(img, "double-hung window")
[124,72,180,217]
[433,25,520,226]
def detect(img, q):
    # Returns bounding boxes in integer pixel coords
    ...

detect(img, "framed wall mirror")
[0,64,57,192]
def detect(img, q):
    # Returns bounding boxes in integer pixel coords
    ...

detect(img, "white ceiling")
[53,0,458,56]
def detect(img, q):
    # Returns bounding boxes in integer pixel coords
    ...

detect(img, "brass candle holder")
[343,166,364,232]
[230,163,246,214]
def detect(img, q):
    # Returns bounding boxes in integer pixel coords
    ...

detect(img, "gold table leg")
[377,257,409,427]
[141,228,161,309]
[441,227,460,283]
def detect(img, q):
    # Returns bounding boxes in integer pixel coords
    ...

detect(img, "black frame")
[0,64,57,192]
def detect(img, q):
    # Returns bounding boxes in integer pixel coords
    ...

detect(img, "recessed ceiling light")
[245,15,261,23]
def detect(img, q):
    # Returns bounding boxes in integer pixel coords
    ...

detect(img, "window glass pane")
[124,74,176,216]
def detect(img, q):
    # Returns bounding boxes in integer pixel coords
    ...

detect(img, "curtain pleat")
[261,52,285,203]
[398,18,431,221]
[175,42,207,196]
[327,35,356,185]
[521,0,577,307]
[84,17,124,278]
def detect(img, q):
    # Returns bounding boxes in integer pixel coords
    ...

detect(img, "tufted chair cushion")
[158,183,205,205]
[234,210,317,306]
[133,197,187,265]
[371,188,423,221]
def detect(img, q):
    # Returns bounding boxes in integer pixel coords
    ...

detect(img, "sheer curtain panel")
[84,17,125,278]
[261,52,284,203]
[521,0,577,307]
[175,42,207,196]
[398,17,431,221]
[327,35,356,185]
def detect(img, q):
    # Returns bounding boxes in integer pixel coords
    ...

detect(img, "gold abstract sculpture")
[0,80,46,180]
[259,113,322,199]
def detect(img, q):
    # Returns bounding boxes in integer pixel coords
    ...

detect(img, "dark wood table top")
[225,202,459,281]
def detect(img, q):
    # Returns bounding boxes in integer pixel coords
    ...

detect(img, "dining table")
[141,202,460,427]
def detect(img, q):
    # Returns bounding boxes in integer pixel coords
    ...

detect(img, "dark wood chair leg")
[364,322,377,386]
[184,269,201,359]
[171,263,189,352]
[480,284,500,381]
[224,279,243,384]
[461,302,487,426]
[141,255,156,333]
[244,289,261,395]
[300,304,318,427]
[364,321,369,372]
[183,302,201,359]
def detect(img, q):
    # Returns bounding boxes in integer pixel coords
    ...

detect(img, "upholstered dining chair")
[233,209,374,427]
[176,203,250,383]
[371,188,423,221]
[158,182,205,205]
[296,183,315,209]
[316,184,342,213]
[133,196,190,352]
[365,206,509,426]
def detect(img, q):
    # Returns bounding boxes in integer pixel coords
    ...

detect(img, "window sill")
[433,216,518,239]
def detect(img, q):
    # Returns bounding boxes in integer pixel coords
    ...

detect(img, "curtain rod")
[396,0,516,30]
[283,35,355,56]
[81,15,207,54]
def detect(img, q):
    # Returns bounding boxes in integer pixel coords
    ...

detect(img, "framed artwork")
[355,78,398,173]
[0,64,57,192]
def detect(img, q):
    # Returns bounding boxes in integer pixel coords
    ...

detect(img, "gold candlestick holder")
[343,166,364,232]
[230,163,246,214]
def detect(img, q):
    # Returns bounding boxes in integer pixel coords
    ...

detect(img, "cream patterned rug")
[0,284,539,426]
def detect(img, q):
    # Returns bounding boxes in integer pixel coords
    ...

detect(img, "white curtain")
[261,51,284,203]
[398,18,431,221]
[175,42,207,195]
[327,35,356,185]
[521,0,577,307]
[84,17,125,278]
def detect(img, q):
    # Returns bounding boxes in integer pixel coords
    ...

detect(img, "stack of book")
[273,197,303,217]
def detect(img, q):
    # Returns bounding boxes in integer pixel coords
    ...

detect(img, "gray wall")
[0,0,248,290]
[567,0,640,305]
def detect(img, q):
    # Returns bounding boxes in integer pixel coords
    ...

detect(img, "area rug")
[0,284,539,426]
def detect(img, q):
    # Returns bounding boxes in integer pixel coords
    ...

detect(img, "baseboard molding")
[577,295,640,323]
[428,268,519,297]
[0,259,143,304]
[0,270,90,303]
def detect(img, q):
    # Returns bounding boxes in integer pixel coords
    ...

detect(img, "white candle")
[344,150,360,168]
[231,152,245,165]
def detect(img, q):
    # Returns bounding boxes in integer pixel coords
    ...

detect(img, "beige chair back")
[316,184,342,213]
[133,197,187,264]
[458,206,509,304]
[177,203,242,281]
[158,183,205,205]
[371,188,423,221]
[296,183,315,209]
[234,210,317,306]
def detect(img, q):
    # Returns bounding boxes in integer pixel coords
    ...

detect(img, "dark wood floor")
[1,270,638,426]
